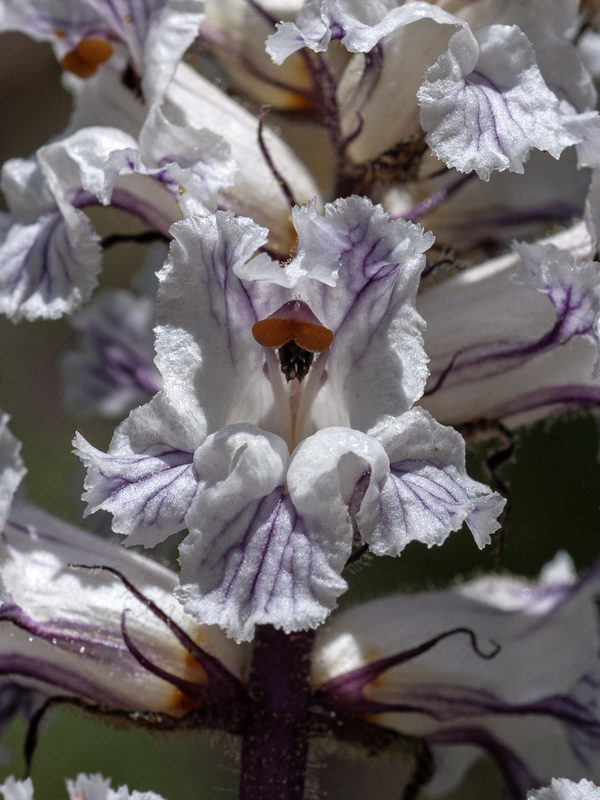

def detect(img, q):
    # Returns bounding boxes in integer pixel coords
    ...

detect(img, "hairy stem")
[240,626,315,800]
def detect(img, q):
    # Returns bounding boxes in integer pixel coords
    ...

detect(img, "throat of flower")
[253,300,333,449]
[277,340,315,382]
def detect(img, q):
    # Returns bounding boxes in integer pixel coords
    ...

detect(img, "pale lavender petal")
[75,393,200,546]
[420,226,600,427]
[0,208,101,322]
[513,242,600,359]
[0,414,25,530]
[179,424,347,641]
[0,778,34,800]
[267,4,332,63]
[457,0,594,115]
[294,198,432,426]
[62,288,160,418]
[418,25,577,179]
[267,0,459,61]
[529,779,600,800]
[137,107,237,213]
[140,0,206,106]
[286,425,390,561]
[155,213,273,432]
[0,500,245,711]
[366,408,504,554]
[67,774,170,800]
[1,774,172,800]
[180,486,346,643]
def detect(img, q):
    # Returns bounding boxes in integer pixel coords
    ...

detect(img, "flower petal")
[178,424,347,641]
[155,212,272,430]
[286,425,389,559]
[420,225,600,427]
[75,393,200,546]
[366,408,504,553]
[67,774,167,800]
[314,557,600,797]
[267,0,458,61]
[529,779,600,800]
[62,287,160,418]
[1,773,171,800]
[292,197,432,425]
[0,207,101,322]
[0,501,245,712]
[418,25,577,179]
[0,415,25,531]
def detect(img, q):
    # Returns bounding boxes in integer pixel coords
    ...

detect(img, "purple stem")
[240,626,315,800]
[258,107,297,210]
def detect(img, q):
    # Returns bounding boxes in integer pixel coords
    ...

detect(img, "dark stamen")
[121,62,143,98]
[277,340,314,382]
[258,106,297,211]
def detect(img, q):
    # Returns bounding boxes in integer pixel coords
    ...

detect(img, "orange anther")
[61,38,114,78]
[76,38,114,65]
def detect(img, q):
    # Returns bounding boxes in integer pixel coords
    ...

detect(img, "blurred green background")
[1,31,599,800]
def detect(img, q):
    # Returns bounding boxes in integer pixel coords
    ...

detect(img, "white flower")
[0,774,170,800]
[0,59,321,321]
[76,196,504,642]
[0,107,235,321]
[267,0,599,175]
[529,778,600,800]
[0,500,246,714]
[0,0,206,105]
[313,554,600,799]
[419,223,600,427]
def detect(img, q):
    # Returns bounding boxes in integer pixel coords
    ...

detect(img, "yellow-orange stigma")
[61,38,114,78]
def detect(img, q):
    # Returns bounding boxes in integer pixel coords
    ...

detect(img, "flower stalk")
[240,626,315,800]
